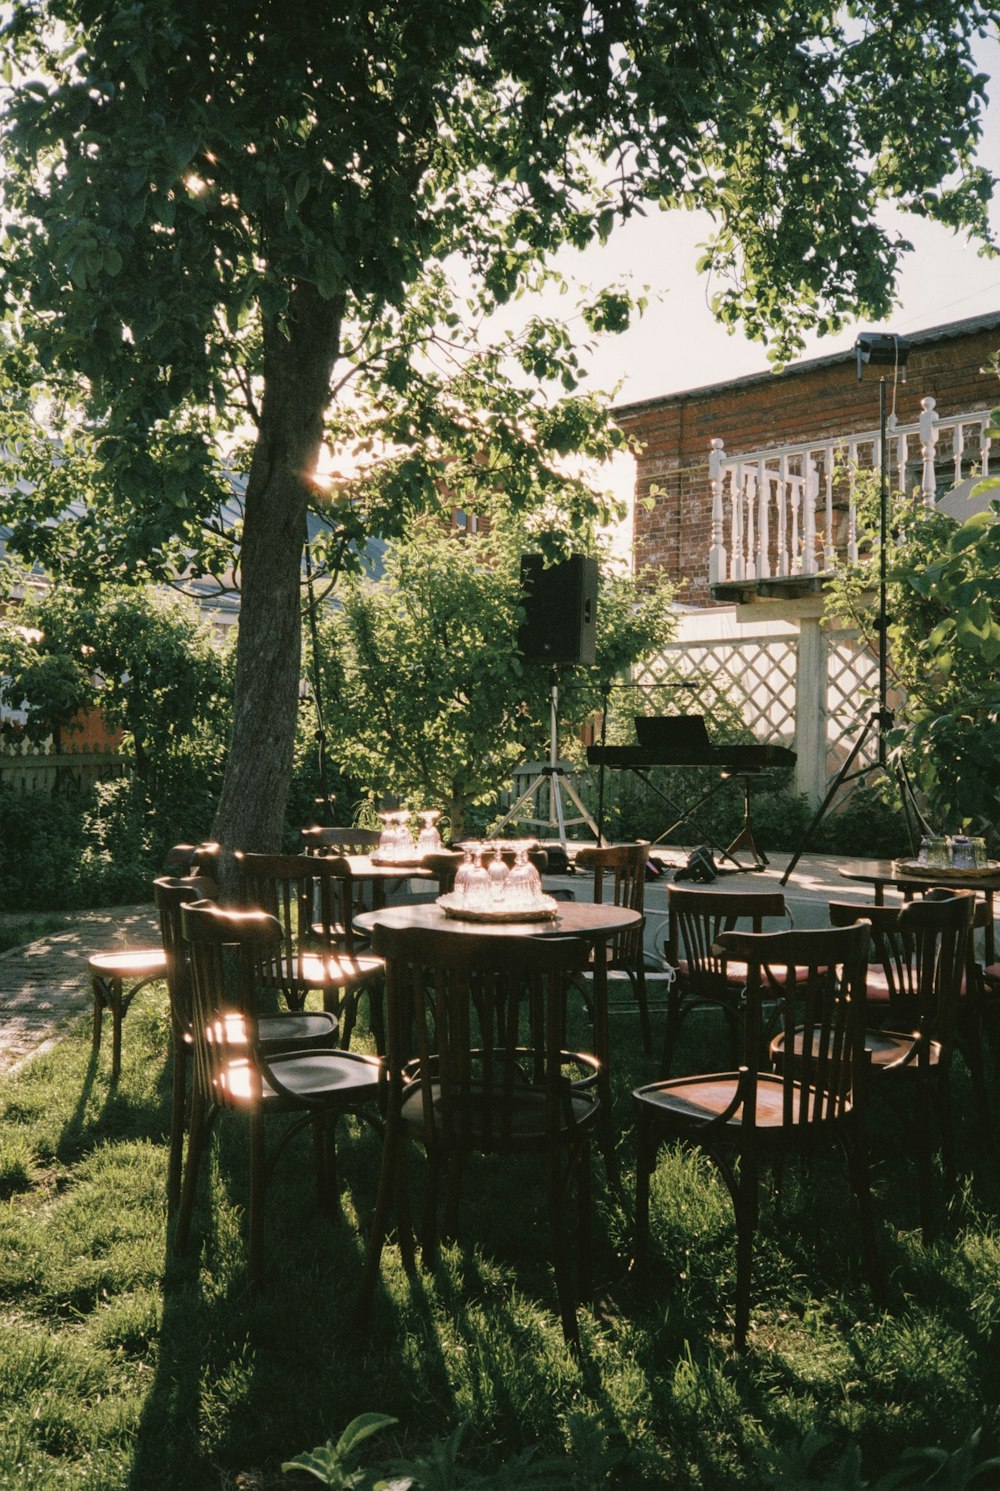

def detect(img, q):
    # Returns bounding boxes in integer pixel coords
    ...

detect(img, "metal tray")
[892,858,1000,879]
[435,893,560,922]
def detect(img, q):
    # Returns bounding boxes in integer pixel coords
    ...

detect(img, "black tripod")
[781,333,927,885]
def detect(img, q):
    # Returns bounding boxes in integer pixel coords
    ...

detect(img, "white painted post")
[919,396,938,508]
[801,454,818,575]
[795,616,829,805]
[745,469,758,579]
[709,437,727,584]
[824,449,835,569]
[757,457,771,578]
[776,460,789,575]
[732,459,746,580]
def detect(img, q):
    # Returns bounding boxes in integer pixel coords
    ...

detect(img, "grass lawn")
[0,975,998,1489]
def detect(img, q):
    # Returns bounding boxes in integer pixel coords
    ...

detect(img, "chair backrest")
[301,826,381,855]
[666,885,789,992]
[163,841,222,876]
[153,874,218,1030]
[575,841,649,965]
[180,901,283,1103]
[374,924,593,1150]
[830,891,975,1051]
[714,921,872,1129]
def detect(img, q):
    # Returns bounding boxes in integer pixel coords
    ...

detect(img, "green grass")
[0,913,74,956]
[0,987,998,1489]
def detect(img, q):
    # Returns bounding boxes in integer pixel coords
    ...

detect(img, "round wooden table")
[837,857,1000,964]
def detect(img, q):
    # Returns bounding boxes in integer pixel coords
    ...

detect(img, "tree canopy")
[0,0,995,856]
[314,517,676,838]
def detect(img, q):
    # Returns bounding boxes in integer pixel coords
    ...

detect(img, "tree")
[824,451,1000,835]
[0,0,995,862]
[314,518,675,839]
[0,578,233,799]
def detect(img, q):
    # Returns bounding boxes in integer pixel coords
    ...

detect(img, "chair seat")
[88,948,168,980]
[635,1071,853,1129]
[400,1081,597,1147]
[771,1026,943,1072]
[863,966,975,1005]
[215,1047,382,1107]
[675,958,806,991]
[295,951,383,987]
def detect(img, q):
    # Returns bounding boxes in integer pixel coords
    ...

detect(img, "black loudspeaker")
[518,554,598,665]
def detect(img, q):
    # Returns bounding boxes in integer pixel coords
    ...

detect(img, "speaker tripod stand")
[493,670,602,845]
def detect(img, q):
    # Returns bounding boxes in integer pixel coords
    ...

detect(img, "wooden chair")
[353,925,597,1347]
[658,886,791,1077]
[153,875,338,1216]
[235,851,385,1049]
[301,825,381,855]
[574,841,653,1054]
[634,921,879,1351]
[174,902,383,1291]
[818,890,979,1241]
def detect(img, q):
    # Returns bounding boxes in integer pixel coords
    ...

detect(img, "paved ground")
[0,905,160,1077]
[0,851,939,1080]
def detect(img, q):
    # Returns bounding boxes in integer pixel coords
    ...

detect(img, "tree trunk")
[211,287,342,887]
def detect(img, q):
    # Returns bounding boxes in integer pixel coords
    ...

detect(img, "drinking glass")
[453,844,476,900]
[507,842,541,906]
[416,809,443,857]
[488,842,510,904]
[465,843,491,908]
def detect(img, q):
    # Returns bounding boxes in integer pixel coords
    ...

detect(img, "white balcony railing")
[709,399,996,587]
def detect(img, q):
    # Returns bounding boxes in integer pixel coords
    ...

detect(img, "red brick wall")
[616,313,1000,604]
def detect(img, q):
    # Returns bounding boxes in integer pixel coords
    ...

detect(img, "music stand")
[781,332,926,884]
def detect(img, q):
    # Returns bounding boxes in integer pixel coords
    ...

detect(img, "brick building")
[614,309,1000,606]
[609,311,1000,805]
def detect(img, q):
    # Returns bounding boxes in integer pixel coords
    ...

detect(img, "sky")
[540,31,1000,411]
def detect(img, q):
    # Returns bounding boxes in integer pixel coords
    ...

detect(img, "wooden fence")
[0,740,129,794]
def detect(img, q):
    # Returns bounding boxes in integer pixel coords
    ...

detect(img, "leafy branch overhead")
[0,0,995,854]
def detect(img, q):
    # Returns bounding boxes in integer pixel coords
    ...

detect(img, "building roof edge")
[613,307,1000,420]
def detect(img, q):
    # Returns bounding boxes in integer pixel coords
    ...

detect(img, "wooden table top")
[355,899,641,941]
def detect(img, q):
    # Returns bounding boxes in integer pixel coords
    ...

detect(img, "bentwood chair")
[658,886,791,1077]
[353,925,598,1347]
[301,825,381,855]
[574,841,653,1054]
[174,902,383,1291]
[153,875,339,1216]
[818,890,978,1241]
[634,921,879,1351]
[235,851,385,1049]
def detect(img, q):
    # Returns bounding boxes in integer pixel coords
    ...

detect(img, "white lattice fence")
[635,636,798,744]
[634,628,882,803]
[825,635,880,778]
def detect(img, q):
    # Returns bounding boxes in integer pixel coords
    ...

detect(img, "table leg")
[589,940,620,1188]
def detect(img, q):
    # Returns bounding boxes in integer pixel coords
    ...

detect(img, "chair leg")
[173,1089,208,1255]
[733,1160,758,1352]
[167,1038,188,1217]
[633,1113,657,1285]
[548,1151,580,1349]
[914,1081,935,1246]
[632,964,653,1057]
[352,1109,402,1332]
[248,1109,267,1292]
[575,1141,593,1306]
[843,1126,884,1305]
[91,976,105,1060]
